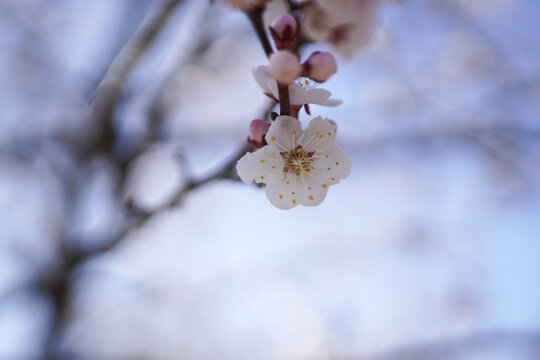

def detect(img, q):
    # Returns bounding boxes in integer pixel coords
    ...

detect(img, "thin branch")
[277,85,291,116]
[40,2,188,359]
[246,7,273,57]
[246,7,291,116]
[39,95,274,357]
[80,100,276,259]
[77,142,254,260]
[91,0,185,156]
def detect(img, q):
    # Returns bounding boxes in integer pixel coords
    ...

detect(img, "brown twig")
[85,100,276,258]
[246,7,291,116]
[246,7,273,57]
[277,85,291,116]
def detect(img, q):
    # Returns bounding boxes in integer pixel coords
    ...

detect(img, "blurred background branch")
[1,0,539,359]
[359,330,540,360]
[91,0,186,158]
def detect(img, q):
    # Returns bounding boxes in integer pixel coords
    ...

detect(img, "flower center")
[297,77,318,90]
[282,146,315,176]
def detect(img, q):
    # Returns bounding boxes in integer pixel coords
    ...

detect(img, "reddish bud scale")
[269,14,298,51]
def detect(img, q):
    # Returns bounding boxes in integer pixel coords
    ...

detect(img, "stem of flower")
[246,8,291,117]
[290,105,301,119]
[277,85,291,116]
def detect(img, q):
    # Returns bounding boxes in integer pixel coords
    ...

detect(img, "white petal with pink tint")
[267,51,301,85]
[236,115,351,210]
[312,145,351,183]
[253,67,341,107]
[303,51,338,82]
[289,85,330,106]
[297,116,337,153]
[265,174,305,210]
[323,98,343,107]
[265,115,302,151]
[298,174,328,206]
[252,66,278,100]
[301,0,383,58]
[236,146,283,185]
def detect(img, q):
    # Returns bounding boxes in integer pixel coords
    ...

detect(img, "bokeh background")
[1,0,540,359]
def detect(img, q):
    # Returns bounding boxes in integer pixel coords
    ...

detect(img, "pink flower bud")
[302,51,338,83]
[248,119,270,148]
[269,14,297,51]
[267,50,301,85]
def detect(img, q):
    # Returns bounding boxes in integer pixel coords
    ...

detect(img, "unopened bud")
[269,14,298,51]
[267,50,301,85]
[302,51,338,83]
[248,119,270,148]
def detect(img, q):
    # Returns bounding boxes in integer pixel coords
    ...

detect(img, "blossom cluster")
[219,0,386,58]
[302,0,385,58]
[218,0,385,209]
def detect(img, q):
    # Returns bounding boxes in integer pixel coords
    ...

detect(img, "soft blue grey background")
[1,0,539,358]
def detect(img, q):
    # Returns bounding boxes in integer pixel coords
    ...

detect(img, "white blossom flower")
[237,115,351,209]
[302,0,384,58]
[252,65,342,107]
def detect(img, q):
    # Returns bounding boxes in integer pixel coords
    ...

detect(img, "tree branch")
[246,7,273,57]
[81,100,276,259]
[246,7,291,116]
[41,2,188,359]
[91,0,185,156]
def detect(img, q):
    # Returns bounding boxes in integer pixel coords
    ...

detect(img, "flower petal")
[252,66,272,94]
[297,116,337,153]
[265,174,304,210]
[236,146,283,184]
[323,97,343,107]
[253,66,280,100]
[298,174,328,207]
[265,115,303,152]
[313,145,352,182]
[302,88,332,105]
[288,82,310,106]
